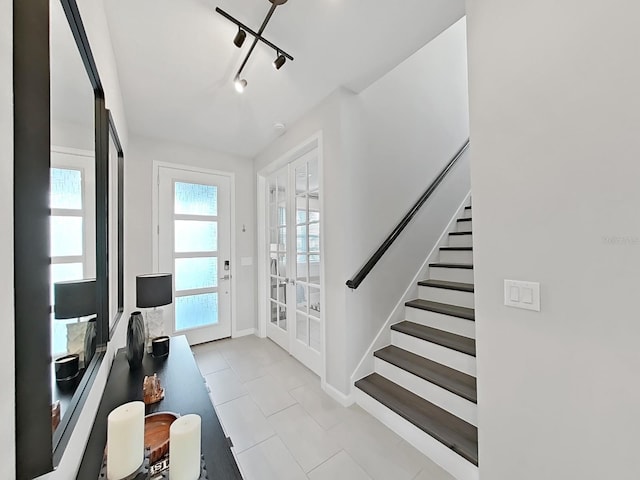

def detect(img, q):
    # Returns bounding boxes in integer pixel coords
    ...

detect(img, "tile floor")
[192,335,455,480]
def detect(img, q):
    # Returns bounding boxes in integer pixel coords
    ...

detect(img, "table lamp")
[54,278,97,368]
[136,273,173,353]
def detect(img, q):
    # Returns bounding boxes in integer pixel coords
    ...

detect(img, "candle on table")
[107,401,145,479]
[170,414,201,480]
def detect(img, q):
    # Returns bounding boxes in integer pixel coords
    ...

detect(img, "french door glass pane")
[296,284,307,312]
[175,293,218,331]
[295,164,307,194]
[174,182,217,216]
[278,254,287,277]
[51,216,83,256]
[278,227,286,249]
[270,301,278,324]
[296,312,308,343]
[277,171,287,204]
[310,319,320,351]
[309,197,320,222]
[279,305,287,330]
[175,257,217,291]
[297,255,307,282]
[50,168,82,210]
[309,160,319,191]
[309,223,320,253]
[309,286,320,318]
[175,220,217,252]
[270,276,277,300]
[296,196,307,224]
[296,225,307,253]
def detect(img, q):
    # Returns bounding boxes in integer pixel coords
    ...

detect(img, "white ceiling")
[104,0,465,158]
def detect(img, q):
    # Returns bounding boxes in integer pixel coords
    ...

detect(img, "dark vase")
[83,317,97,367]
[126,311,146,369]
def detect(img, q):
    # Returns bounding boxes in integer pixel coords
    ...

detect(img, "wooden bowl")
[145,412,178,464]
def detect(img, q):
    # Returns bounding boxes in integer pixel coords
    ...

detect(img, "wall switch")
[504,280,540,311]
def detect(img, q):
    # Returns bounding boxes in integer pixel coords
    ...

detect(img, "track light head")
[233,29,246,48]
[234,77,247,93]
[273,54,286,70]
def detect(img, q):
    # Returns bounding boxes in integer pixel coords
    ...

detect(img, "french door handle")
[220,274,231,280]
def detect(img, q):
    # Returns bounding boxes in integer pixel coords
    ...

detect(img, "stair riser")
[462,209,472,219]
[456,221,473,233]
[354,388,479,480]
[448,234,473,248]
[406,305,475,339]
[439,249,473,264]
[429,266,474,284]
[391,330,476,377]
[418,285,475,309]
[374,358,478,426]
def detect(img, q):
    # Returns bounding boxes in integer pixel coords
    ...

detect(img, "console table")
[77,335,243,479]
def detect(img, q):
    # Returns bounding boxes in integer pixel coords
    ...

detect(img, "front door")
[158,166,232,345]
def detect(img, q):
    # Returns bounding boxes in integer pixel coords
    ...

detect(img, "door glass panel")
[295,164,307,194]
[309,223,320,253]
[309,319,320,351]
[174,182,217,216]
[270,277,277,300]
[50,168,82,209]
[278,253,287,277]
[309,195,320,222]
[51,216,83,256]
[296,196,307,224]
[175,220,217,252]
[296,284,307,312]
[268,178,277,203]
[175,257,217,291]
[277,171,287,204]
[277,279,286,304]
[309,286,320,318]
[278,227,286,250]
[279,305,287,330]
[297,255,308,283]
[175,293,218,331]
[296,312,308,343]
[269,203,278,230]
[270,301,278,324]
[309,159,319,191]
[296,225,307,253]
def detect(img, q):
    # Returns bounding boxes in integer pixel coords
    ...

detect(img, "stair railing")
[346,139,470,290]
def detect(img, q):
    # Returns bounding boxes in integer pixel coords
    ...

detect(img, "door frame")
[151,161,238,338]
[256,131,326,382]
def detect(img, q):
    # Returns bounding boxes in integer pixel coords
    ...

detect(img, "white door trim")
[151,161,238,338]
[256,131,326,383]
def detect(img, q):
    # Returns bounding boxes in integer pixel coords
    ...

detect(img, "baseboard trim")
[321,380,354,407]
[232,328,256,338]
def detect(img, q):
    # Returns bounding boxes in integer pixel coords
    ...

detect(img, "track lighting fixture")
[233,29,246,48]
[234,77,247,93]
[273,53,286,70]
[216,0,294,92]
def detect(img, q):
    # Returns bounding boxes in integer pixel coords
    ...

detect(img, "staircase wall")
[467,1,640,478]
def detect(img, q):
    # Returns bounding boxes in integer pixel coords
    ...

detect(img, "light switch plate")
[504,280,540,311]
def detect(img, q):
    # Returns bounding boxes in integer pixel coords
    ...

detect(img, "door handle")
[220,274,231,280]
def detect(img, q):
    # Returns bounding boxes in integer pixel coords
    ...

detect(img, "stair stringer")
[349,191,472,392]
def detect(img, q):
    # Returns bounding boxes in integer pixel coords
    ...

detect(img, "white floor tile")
[245,374,297,416]
[308,451,372,480]
[264,357,319,391]
[237,436,308,480]
[411,456,456,480]
[215,395,275,453]
[194,349,229,375]
[204,368,247,406]
[289,384,347,430]
[269,404,341,473]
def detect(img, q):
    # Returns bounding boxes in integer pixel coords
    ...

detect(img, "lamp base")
[145,308,164,353]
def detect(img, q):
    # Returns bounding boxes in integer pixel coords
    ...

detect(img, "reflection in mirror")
[50,0,96,436]
[108,120,124,331]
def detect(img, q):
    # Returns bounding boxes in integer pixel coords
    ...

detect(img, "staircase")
[354,203,478,480]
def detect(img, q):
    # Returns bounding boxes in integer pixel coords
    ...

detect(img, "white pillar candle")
[107,401,145,479]
[170,414,201,480]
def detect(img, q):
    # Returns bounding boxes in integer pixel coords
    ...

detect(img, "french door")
[266,149,321,375]
[158,166,232,345]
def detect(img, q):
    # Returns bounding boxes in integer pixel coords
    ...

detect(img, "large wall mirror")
[13,0,124,477]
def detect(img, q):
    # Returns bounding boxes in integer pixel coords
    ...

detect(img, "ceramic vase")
[126,311,146,369]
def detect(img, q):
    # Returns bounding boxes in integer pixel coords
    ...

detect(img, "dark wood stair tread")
[440,246,472,251]
[405,299,474,321]
[429,263,473,269]
[464,206,471,209]
[417,279,474,293]
[449,232,472,236]
[374,346,477,403]
[391,321,476,357]
[355,373,478,465]
[456,218,472,222]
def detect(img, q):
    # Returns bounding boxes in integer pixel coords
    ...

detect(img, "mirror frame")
[13,0,120,476]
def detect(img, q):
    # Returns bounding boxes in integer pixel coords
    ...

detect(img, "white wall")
[343,18,470,384]
[124,136,256,334]
[466,1,640,478]
[254,18,470,396]
[0,0,15,476]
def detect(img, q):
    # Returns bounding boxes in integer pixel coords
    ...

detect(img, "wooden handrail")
[346,139,470,290]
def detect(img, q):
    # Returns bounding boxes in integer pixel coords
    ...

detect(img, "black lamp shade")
[136,273,173,308]
[54,279,97,319]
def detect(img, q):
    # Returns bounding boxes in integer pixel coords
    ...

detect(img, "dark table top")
[76,335,243,479]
